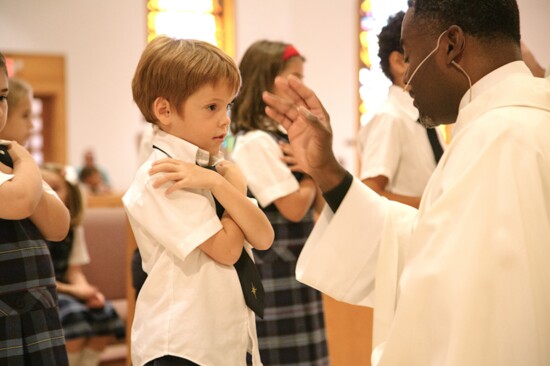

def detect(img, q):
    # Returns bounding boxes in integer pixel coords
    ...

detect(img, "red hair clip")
[282,45,300,61]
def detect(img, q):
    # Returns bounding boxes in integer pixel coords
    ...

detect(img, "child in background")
[358,11,445,209]
[230,40,329,365]
[41,163,125,366]
[77,149,111,195]
[0,52,70,365]
[124,36,274,366]
[78,166,110,195]
[2,78,34,146]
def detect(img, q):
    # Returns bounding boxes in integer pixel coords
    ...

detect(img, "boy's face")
[0,72,7,133]
[2,91,33,145]
[169,81,234,155]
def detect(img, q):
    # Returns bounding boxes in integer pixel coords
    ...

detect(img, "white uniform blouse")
[231,130,299,207]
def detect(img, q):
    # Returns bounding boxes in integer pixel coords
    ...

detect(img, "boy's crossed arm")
[149,158,274,266]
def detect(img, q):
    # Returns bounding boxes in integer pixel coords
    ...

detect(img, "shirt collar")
[458,61,531,111]
[452,61,535,138]
[151,126,224,167]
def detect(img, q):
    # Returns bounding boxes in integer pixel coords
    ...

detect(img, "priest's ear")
[153,97,173,127]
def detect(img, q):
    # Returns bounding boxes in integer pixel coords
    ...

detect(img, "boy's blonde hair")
[132,36,241,123]
[7,78,32,112]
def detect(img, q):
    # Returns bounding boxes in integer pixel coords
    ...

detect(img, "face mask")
[404,30,473,127]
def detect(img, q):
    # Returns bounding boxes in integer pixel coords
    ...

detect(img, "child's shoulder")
[236,130,278,146]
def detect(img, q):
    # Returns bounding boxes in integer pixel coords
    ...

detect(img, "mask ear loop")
[451,60,473,103]
[404,30,448,92]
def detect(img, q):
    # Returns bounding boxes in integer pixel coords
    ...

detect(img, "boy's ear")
[153,97,172,126]
[389,51,407,78]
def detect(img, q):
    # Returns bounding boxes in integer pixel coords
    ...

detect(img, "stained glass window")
[146,0,235,153]
[147,0,233,55]
[358,0,409,127]
[358,0,451,142]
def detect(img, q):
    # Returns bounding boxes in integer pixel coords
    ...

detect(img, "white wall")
[234,0,359,171]
[0,0,548,190]
[0,0,147,191]
[518,0,550,68]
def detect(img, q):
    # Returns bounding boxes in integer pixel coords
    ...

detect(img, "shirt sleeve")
[231,131,299,207]
[0,171,14,186]
[358,112,402,183]
[124,164,223,264]
[68,225,91,266]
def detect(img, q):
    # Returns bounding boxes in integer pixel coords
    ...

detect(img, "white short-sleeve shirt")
[0,171,13,187]
[358,85,445,197]
[68,225,90,266]
[231,130,299,207]
[123,128,260,366]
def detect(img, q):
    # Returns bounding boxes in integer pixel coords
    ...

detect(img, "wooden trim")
[86,192,124,208]
[324,295,373,365]
[222,0,236,57]
[126,221,137,366]
[4,53,67,164]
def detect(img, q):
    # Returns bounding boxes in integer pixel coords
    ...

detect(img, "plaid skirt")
[252,209,329,366]
[0,218,68,366]
[57,294,125,340]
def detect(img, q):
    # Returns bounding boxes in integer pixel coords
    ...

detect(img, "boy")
[124,36,274,366]
[357,11,445,209]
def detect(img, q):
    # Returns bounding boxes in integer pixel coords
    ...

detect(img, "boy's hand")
[149,158,220,195]
[215,160,247,194]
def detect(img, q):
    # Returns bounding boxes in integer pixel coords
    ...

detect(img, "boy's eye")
[0,96,7,102]
[226,102,234,111]
[207,104,217,111]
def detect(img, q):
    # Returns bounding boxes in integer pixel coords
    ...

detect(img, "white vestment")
[297,62,550,365]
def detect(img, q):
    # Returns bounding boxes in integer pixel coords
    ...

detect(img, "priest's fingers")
[263,92,300,130]
[273,76,306,107]
[287,76,331,125]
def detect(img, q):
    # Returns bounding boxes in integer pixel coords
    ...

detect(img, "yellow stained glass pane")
[149,0,214,13]
[149,12,217,45]
[361,0,372,13]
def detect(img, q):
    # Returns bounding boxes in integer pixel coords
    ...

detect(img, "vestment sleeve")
[296,178,416,308]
